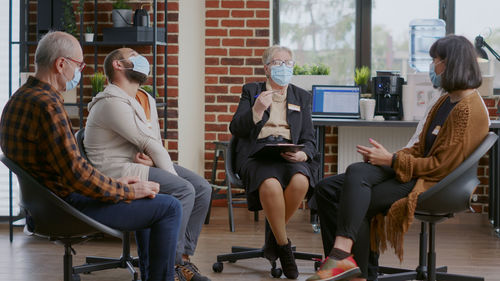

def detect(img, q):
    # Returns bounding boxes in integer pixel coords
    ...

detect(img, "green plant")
[90,72,106,94]
[354,66,371,86]
[140,85,159,97]
[85,25,93,33]
[293,63,330,75]
[61,0,84,37]
[113,0,132,10]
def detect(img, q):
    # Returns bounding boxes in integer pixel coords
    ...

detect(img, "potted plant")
[290,63,334,91]
[354,66,371,96]
[90,72,106,96]
[140,85,159,97]
[84,26,94,42]
[112,0,132,28]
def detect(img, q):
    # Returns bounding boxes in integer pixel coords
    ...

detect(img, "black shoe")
[276,239,298,279]
[178,261,211,281]
[174,265,188,281]
[263,221,278,261]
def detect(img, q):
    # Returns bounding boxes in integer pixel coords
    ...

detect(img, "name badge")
[288,104,301,112]
[432,125,441,136]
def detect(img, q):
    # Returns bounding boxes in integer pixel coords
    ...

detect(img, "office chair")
[378,132,498,281]
[213,136,322,278]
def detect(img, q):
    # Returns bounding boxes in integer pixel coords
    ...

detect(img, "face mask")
[126,55,150,76]
[65,67,81,91]
[270,64,293,86]
[429,62,442,88]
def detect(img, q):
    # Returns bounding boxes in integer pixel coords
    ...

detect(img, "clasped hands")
[356,138,393,167]
[115,152,158,200]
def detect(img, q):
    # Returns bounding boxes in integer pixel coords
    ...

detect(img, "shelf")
[82,41,167,46]
[64,102,167,107]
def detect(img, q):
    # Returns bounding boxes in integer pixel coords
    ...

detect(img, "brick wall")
[204,0,271,181]
[26,0,179,160]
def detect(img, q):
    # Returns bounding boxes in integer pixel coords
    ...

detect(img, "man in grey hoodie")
[84,48,212,281]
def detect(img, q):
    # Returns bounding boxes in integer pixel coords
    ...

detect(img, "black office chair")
[213,136,323,278]
[378,132,498,281]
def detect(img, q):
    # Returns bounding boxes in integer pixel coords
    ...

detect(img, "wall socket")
[472,194,478,202]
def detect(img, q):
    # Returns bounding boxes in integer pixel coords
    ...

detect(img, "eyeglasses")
[65,57,86,72]
[268,59,295,67]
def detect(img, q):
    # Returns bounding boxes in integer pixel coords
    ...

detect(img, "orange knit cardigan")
[370,91,489,261]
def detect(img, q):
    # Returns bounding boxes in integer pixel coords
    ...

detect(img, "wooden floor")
[1,207,500,281]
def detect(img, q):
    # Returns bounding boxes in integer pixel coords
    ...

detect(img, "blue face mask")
[429,62,442,88]
[65,67,81,91]
[270,64,293,86]
[127,55,150,76]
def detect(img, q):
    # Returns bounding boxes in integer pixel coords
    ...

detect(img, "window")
[279,0,356,85]
[455,0,500,89]
[371,0,438,78]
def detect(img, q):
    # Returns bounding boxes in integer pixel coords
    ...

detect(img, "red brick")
[167,23,179,33]
[488,108,498,116]
[217,95,241,103]
[220,76,244,84]
[247,38,269,47]
[206,48,228,56]
[206,19,219,27]
[205,132,217,140]
[229,48,253,56]
[217,133,232,141]
[205,123,229,132]
[255,29,269,37]
[247,19,269,28]
[222,38,245,47]
[206,29,228,37]
[167,35,178,44]
[206,38,221,46]
[221,58,244,65]
[206,10,230,18]
[246,1,269,8]
[205,67,228,75]
[205,114,216,122]
[230,86,243,94]
[230,29,254,37]
[167,56,178,65]
[221,20,245,27]
[205,76,218,84]
[254,68,265,75]
[167,13,178,22]
[229,105,239,112]
[205,57,219,65]
[206,0,219,8]
[245,58,263,65]
[217,114,235,122]
[205,95,216,103]
[167,2,179,11]
[230,67,253,75]
[206,104,229,112]
[206,86,228,94]
[231,10,255,18]
[256,10,270,18]
[222,1,245,8]
[245,77,266,83]
[483,98,496,107]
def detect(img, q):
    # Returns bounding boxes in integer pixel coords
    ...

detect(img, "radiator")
[337,126,415,173]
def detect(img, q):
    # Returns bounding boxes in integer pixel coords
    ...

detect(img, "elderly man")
[84,47,212,281]
[0,31,182,281]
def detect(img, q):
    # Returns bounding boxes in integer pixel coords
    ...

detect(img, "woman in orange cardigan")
[308,35,490,281]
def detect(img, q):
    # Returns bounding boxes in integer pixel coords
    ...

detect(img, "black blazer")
[229,82,319,183]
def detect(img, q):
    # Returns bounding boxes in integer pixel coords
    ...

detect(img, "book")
[251,143,305,159]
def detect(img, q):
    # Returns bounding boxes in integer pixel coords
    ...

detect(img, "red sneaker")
[306,256,361,281]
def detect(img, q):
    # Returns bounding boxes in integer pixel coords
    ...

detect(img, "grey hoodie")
[85,84,176,181]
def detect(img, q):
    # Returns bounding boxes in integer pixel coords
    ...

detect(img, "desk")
[314,118,500,237]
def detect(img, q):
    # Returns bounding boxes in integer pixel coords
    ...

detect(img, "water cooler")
[372,71,404,120]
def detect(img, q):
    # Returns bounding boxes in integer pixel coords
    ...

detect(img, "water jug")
[409,19,446,72]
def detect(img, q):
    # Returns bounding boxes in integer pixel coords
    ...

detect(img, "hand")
[281,151,308,162]
[356,138,393,166]
[252,90,274,118]
[130,180,160,199]
[117,175,141,185]
[135,152,154,167]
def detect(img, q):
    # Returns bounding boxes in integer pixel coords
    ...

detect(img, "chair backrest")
[416,132,498,215]
[0,154,122,240]
[75,128,90,162]
[225,136,244,187]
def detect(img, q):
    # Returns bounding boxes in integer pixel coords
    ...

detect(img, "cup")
[360,99,376,121]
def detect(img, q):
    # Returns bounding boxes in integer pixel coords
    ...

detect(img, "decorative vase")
[84,33,94,42]
[112,9,132,28]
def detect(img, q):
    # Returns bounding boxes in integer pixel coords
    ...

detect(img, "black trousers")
[315,162,416,280]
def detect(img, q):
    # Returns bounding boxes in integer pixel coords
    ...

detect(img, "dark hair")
[429,35,482,93]
[104,49,124,83]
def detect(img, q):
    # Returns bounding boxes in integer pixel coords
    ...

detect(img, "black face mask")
[122,60,148,85]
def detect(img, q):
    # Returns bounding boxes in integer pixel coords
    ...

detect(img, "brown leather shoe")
[276,239,298,279]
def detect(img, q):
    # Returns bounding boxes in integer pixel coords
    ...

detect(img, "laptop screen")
[312,85,360,118]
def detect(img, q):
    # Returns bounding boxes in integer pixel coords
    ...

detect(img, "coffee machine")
[372,71,404,120]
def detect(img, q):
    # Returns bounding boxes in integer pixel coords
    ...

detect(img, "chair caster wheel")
[212,262,223,273]
[314,260,322,271]
[271,267,282,278]
[72,274,81,281]
[312,223,321,233]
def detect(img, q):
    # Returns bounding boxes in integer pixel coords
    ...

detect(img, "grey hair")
[262,45,293,65]
[35,31,76,71]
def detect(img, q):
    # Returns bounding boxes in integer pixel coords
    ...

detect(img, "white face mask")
[122,55,150,76]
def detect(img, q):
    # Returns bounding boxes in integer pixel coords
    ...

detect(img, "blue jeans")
[65,193,182,281]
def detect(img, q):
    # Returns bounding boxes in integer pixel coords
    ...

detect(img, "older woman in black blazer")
[230,45,318,279]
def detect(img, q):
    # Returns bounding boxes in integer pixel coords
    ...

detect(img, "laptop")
[311,85,361,119]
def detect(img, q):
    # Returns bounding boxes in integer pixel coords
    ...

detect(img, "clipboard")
[251,143,305,159]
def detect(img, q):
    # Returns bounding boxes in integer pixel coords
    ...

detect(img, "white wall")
[178,1,205,175]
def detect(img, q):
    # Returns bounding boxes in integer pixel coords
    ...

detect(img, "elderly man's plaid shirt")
[0,76,134,202]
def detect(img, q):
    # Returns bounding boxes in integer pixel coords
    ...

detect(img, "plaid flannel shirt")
[0,76,135,202]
